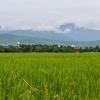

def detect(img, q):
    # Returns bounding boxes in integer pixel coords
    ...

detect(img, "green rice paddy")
[0,53,100,100]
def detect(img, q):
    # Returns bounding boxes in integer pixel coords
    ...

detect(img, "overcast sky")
[0,0,100,30]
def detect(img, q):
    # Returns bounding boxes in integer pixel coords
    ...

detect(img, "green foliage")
[0,44,77,53]
[0,53,100,100]
[0,45,5,52]
[1,44,100,53]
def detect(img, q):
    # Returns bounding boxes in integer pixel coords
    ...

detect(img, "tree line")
[0,44,100,53]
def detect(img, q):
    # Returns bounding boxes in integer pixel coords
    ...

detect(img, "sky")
[0,0,100,31]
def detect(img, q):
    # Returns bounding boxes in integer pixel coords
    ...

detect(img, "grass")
[0,53,100,100]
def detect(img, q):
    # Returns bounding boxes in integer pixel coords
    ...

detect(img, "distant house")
[58,44,61,48]
[71,45,76,48]
[17,41,20,48]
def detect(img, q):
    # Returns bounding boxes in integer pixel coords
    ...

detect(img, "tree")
[0,45,5,52]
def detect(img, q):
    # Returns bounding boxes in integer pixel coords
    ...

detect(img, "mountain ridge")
[0,34,100,47]
[0,23,100,46]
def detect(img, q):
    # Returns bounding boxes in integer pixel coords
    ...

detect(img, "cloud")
[32,24,71,34]
[0,0,100,31]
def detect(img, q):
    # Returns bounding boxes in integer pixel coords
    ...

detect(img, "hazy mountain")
[0,34,67,45]
[1,23,100,41]
[0,23,100,46]
[0,30,73,42]
[0,34,100,47]
[59,23,100,41]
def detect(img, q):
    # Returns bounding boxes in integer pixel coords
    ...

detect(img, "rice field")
[0,53,100,100]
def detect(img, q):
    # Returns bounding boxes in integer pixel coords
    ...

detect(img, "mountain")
[0,30,73,42]
[59,23,100,41]
[0,34,68,45]
[0,34,100,47]
[0,23,100,46]
[7,23,100,41]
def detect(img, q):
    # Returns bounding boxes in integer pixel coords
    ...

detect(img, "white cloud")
[32,24,56,31]
[55,28,71,34]
[0,0,100,31]
[32,24,71,34]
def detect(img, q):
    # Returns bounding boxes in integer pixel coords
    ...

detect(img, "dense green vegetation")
[0,44,100,52]
[0,53,100,100]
